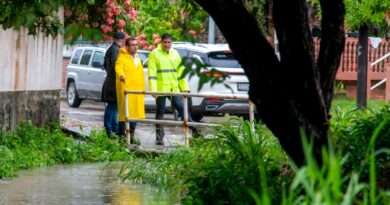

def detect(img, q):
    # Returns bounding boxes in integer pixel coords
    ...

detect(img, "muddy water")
[0,163,175,205]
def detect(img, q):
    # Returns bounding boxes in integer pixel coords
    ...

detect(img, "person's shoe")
[155,140,164,146]
[191,128,202,138]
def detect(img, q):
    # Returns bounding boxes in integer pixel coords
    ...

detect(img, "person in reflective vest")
[148,33,197,145]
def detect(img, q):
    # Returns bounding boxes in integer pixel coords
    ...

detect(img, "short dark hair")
[125,37,137,46]
[113,32,125,40]
[161,33,173,41]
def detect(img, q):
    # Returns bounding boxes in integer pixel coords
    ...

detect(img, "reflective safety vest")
[148,45,189,93]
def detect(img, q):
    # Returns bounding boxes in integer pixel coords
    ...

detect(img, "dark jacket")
[101,43,120,102]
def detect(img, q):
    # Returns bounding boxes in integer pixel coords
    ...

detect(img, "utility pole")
[357,24,369,108]
[208,16,216,44]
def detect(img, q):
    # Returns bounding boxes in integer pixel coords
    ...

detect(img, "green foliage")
[308,0,390,35]
[244,0,269,34]
[121,100,390,204]
[0,0,207,41]
[132,0,207,41]
[122,118,289,204]
[345,0,390,32]
[0,0,63,36]
[0,122,130,178]
[64,0,207,42]
[331,105,390,189]
[252,132,389,205]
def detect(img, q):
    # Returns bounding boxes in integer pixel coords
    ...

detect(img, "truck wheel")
[67,81,82,108]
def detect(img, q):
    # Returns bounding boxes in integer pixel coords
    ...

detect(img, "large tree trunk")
[194,0,345,166]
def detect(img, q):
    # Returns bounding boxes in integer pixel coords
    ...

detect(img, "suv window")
[176,48,189,57]
[191,52,207,64]
[138,52,149,64]
[207,51,241,68]
[80,50,93,65]
[71,49,83,64]
[91,51,104,68]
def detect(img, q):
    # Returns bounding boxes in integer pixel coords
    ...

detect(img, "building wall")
[0,28,63,91]
[0,27,63,130]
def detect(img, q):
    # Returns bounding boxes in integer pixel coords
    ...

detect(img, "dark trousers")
[118,122,137,137]
[155,96,197,143]
[104,102,118,136]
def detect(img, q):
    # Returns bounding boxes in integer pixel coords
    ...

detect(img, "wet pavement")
[60,100,226,150]
[0,163,175,205]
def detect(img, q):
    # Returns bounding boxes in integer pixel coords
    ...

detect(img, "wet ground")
[0,163,175,205]
[60,100,226,150]
[0,101,230,205]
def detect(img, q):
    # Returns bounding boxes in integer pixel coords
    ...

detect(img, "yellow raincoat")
[115,48,145,122]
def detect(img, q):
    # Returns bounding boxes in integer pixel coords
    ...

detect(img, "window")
[138,52,149,64]
[80,50,93,65]
[191,52,207,64]
[71,49,83,64]
[176,48,189,57]
[207,51,241,68]
[91,51,104,68]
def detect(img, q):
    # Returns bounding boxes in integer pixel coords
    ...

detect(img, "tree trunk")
[194,0,345,166]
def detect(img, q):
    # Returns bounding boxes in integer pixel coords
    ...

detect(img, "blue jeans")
[103,102,118,136]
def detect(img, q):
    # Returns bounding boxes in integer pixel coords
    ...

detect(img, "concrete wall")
[0,90,60,130]
[0,28,63,91]
[0,26,63,130]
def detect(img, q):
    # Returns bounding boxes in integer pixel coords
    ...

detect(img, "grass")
[1,98,390,204]
[119,99,390,204]
[121,119,289,204]
[0,122,131,178]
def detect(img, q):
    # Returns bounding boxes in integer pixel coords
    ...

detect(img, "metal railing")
[124,90,255,145]
[370,52,390,90]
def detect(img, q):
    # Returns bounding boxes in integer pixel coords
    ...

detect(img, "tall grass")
[0,122,131,178]
[121,118,289,204]
[331,105,390,189]
[122,112,390,204]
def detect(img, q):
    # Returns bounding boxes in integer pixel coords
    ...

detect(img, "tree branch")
[272,0,328,144]
[318,0,346,110]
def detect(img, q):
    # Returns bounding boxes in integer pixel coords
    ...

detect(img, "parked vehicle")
[65,45,149,107]
[66,43,249,122]
[142,43,249,121]
[171,43,250,121]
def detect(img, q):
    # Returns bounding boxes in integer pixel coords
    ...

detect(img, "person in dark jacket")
[102,32,126,136]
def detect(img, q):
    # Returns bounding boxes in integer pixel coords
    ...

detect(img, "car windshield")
[138,52,149,64]
[207,51,241,68]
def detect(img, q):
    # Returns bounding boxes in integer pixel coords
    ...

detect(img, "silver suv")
[173,43,249,120]
[144,43,249,121]
[66,46,149,107]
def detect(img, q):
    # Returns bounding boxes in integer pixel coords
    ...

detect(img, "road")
[60,100,227,150]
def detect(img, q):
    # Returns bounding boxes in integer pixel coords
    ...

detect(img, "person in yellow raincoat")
[115,37,145,143]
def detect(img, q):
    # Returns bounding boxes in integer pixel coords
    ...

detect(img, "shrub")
[122,118,289,204]
[331,105,390,188]
[0,122,130,178]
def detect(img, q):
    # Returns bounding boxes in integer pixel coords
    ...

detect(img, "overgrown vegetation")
[0,122,130,178]
[122,119,288,204]
[1,101,390,204]
[120,101,390,204]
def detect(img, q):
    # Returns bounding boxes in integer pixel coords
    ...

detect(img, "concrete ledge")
[0,90,60,130]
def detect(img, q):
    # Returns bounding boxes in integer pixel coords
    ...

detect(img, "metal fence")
[124,90,255,145]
